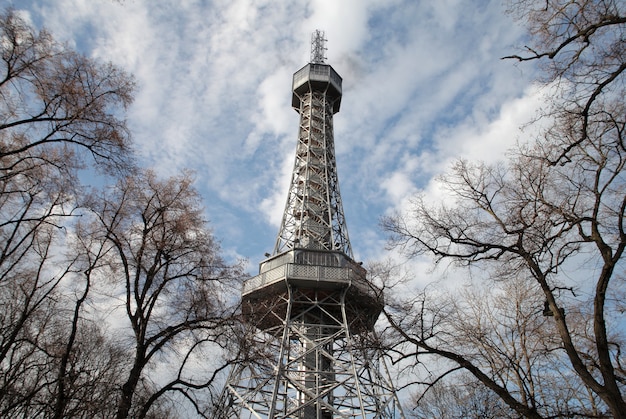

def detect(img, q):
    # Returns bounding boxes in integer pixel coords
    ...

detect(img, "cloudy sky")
[14,0,542,277]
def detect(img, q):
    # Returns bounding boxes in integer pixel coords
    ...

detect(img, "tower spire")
[217,33,405,419]
[310,29,327,64]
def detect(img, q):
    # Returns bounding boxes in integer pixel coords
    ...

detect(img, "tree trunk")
[115,356,144,419]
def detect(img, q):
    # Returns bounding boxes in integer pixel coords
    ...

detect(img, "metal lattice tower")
[217,32,405,419]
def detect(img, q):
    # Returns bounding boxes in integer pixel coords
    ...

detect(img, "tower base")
[216,285,405,419]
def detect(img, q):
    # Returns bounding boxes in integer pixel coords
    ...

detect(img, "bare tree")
[383,142,625,416]
[0,10,245,418]
[82,170,242,419]
[0,8,135,417]
[504,0,625,165]
[382,1,625,417]
[0,9,135,173]
[384,274,611,418]
[41,219,128,419]
[409,372,515,419]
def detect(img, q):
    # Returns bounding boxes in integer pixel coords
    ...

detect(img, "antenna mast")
[310,29,327,63]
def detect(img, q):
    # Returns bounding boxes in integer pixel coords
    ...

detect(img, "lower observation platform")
[242,248,384,333]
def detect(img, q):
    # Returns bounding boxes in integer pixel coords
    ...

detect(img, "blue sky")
[14,0,542,278]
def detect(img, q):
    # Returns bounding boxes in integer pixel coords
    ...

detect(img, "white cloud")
[382,84,546,220]
[434,84,545,170]
[259,145,295,228]
[16,0,541,271]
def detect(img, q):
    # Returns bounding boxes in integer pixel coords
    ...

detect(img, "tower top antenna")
[310,29,327,64]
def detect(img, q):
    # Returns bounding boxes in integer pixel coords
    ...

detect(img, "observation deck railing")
[242,262,380,301]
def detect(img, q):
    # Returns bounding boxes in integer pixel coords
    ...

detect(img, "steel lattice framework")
[273,62,351,257]
[219,278,403,418]
[217,33,405,419]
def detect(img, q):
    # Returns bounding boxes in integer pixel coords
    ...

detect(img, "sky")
[13,0,542,280]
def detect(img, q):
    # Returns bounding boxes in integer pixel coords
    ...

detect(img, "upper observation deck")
[292,63,342,113]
